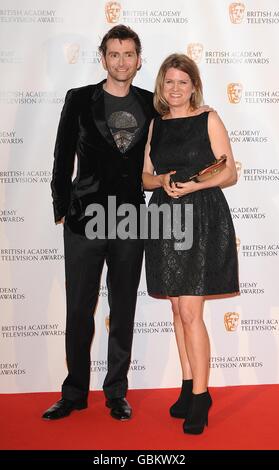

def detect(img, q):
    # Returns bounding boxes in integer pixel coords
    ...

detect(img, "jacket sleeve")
[50,89,79,223]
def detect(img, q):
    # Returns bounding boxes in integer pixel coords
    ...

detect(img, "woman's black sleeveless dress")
[145,112,239,296]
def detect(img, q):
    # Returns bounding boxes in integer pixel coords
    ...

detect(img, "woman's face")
[163,67,194,110]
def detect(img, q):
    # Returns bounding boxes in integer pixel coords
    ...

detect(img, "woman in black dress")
[142,54,239,434]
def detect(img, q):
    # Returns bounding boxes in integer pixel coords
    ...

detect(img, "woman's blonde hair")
[154,53,203,116]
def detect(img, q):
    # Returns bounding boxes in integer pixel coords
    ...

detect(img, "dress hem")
[147,289,240,298]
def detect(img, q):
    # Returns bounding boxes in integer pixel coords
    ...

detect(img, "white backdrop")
[1,0,279,393]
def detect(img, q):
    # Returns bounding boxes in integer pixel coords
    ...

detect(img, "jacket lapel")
[90,80,117,149]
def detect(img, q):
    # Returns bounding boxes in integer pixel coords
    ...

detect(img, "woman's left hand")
[170,180,197,198]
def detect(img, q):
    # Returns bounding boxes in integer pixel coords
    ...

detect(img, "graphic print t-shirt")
[104,89,145,153]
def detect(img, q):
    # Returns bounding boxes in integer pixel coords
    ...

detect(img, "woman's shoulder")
[208,110,224,127]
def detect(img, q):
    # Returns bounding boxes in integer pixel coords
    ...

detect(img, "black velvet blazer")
[51,80,155,228]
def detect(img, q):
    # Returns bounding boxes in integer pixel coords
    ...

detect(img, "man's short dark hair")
[99,24,142,56]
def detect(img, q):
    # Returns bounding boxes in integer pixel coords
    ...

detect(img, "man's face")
[102,39,141,83]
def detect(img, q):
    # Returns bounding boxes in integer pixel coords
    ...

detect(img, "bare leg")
[178,296,210,394]
[169,297,192,380]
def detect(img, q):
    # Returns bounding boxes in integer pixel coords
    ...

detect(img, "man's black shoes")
[106,397,132,420]
[42,398,87,420]
[42,396,131,421]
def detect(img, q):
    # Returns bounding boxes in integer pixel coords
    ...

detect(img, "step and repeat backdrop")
[1,0,279,393]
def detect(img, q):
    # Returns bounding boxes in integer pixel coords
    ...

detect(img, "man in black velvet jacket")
[42,25,155,421]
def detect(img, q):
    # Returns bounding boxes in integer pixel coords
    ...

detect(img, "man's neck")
[103,77,132,97]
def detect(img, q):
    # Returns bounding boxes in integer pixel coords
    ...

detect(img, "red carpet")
[0,385,278,450]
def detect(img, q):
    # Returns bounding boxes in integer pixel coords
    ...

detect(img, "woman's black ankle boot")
[183,390,212,434]
[169,379,193,418]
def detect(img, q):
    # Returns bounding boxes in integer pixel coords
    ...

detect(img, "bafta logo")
[64,43,80,64]
[235,161,242,180]
[229,2,245,24]
[105,1,121,23]
[227,83,243,104]
[236,237,241,252]
[105,315,110,332]
[187,43,204,64]
[224,312,240,332]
